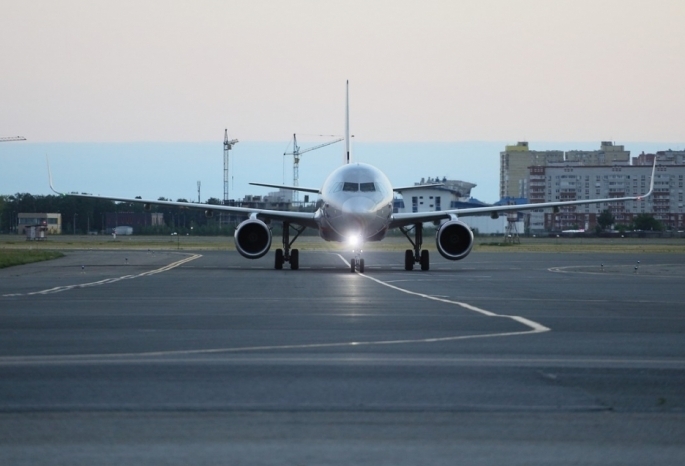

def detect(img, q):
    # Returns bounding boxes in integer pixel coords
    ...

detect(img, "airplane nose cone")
[342,197,376,230]
[342,196,376,215]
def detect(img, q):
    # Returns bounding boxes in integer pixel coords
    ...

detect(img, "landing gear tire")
[404,249,414,271]
[275,249,284,270]
[420,249,430,271]
[359,258,365,273]
[290,249,299,270]
[350,258,356,273]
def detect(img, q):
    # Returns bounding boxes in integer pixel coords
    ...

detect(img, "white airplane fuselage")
[315,163,394,243]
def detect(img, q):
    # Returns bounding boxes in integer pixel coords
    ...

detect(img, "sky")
[1,0,684,202]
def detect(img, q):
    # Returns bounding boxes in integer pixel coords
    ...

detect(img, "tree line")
[0,193,235,235]
[596,209,665,233]
[2,193,666,236]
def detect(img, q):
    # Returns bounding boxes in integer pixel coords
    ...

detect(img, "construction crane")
[284,133,343,203]
[223,129,238,204]
[0,136,26,142]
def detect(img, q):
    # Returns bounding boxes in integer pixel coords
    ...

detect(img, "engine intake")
[436,219,474,261]
[234,219,272,259]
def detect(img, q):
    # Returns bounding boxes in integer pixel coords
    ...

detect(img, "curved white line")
[2,254,202,297]
[0,252,548,365]
[336,254,550,334]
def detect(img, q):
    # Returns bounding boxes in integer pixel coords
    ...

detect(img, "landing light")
[347,234,362,248]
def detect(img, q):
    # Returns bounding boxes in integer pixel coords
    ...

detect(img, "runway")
[1,248,684,465]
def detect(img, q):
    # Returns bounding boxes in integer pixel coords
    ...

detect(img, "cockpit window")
[360,182,376,192]
[342,182,359,192]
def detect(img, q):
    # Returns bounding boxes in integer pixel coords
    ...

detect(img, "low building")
[395,177,479,214]
[394,177,523,235]
[18,213,61,235]
[105,212,164,232]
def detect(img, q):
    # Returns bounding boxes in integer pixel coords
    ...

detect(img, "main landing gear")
[274,222,306,270]
[399,224,430,271]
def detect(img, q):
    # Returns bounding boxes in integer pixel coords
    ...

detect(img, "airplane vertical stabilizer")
[345,80,351,164]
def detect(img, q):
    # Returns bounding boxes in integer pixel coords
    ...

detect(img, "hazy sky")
[2,0,684,143]
[1,1,684,203]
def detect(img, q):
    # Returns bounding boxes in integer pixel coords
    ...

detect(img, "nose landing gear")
[350,248,365,273]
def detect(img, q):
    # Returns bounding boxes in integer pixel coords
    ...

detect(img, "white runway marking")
[0,252,548,364]
[549,263,685,278]
[3,353,684,368]
[2,254,202,297]
[335,254,550,336]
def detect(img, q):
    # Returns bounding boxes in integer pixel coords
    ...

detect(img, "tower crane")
[223,129,238,204]
[0,136,26,142]
[284,133,343,203]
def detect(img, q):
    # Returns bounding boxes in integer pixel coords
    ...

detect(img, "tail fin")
[345,80,351,164]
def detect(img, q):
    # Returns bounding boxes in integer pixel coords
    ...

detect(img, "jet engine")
[435,219,474,261]
[234,219,272,259]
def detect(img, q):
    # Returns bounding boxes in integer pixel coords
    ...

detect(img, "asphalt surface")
[1,248,684,465]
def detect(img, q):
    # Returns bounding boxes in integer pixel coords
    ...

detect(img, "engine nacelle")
[234,219,272,259]
[436,219,474,261]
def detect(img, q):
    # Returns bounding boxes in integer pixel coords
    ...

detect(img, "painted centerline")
[335,253,550,336]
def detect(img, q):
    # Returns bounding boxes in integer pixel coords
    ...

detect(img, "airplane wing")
[48,162,319,229]
[390,159,657,229]
[248,182,320,194]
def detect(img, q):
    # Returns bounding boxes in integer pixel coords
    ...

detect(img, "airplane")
[49,82,657,273]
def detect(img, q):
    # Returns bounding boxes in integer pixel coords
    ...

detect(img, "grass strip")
[0,250,64,269]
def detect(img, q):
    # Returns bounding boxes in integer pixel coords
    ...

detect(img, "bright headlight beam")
[347,234,361,247]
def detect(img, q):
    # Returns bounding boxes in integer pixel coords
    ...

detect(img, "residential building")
[500,141,629,200]
[526,164,685,232]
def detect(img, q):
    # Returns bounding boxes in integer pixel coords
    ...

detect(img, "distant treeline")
[1,192,668,237]
[1,193,247,235]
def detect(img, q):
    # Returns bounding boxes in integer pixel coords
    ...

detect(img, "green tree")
[597,209,615,231]
[0,196,6,232]
[633,214,663,231]
[615,224,630,235]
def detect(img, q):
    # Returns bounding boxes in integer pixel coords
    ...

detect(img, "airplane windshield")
[330,180,385,194]
[342,182,359,192]
[360,182,376,192]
